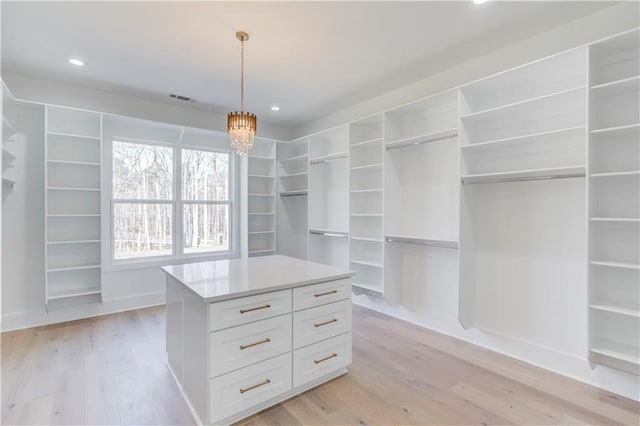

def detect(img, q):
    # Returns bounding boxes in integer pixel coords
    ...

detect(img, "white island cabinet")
[162,255,354,425]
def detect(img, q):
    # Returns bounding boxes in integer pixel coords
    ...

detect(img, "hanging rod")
[461,172,585,185]
[279,190,308,197]
[385,129,458,151]
[309,153,348,165]
[309,229,349,238]
[385,235,458,249]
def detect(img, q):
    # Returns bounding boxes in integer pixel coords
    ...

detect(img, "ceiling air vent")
[169,94,192,102]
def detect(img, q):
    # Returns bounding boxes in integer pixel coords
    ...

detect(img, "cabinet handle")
[314,318,337,328]
[240,378,271,394]
[314,353,338,364]
[239,304,271,314]
[240,338,271,350]
[314,290,337,298]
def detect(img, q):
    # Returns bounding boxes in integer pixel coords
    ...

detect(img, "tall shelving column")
[275,137,309,259]
[247,138,276,257]
[587,29,640,375]
[2,113,17,195]
[383,90,459,305]
[349,114,384,296]
[45,106,102,307]
[308,125,349,269]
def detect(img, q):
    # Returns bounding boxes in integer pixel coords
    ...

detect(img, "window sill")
[103,251,237,273]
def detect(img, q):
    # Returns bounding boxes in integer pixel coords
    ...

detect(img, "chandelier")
[228,31,257,156]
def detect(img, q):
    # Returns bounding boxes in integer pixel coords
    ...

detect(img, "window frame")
[107,136,236,270]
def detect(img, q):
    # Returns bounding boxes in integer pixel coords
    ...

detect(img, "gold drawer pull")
[314,353,337,364]
[240,379,271,394]
[314,290,337,298]
[314,318,337,328]
[240,338,271,350]
[239,304,271,314]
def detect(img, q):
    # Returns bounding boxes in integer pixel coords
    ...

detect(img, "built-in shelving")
[248,139,277,257]
[45,106,102,305]
[461,165,586,185]
[587,29,640,376]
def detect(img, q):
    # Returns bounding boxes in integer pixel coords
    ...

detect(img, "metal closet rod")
[385,235,458,249]
[461,172,585,185]
[280,191,308,197]
[309,230,349,238]
[386,131,459,151]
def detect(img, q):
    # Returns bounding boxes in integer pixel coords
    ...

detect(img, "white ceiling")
[2,1,616,127]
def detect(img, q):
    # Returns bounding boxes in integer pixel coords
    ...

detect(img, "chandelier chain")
[240,38,244,111]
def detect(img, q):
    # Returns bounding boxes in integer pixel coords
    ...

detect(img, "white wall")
[2,72,293,143]
[293,2,640,138]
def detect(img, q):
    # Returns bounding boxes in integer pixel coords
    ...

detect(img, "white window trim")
[104,137,237,272]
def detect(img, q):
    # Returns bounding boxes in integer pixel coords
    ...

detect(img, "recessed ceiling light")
[271,106,280,111]
[69,58,85,66]
[473,0,488,4]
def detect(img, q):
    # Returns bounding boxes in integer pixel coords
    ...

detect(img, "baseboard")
[352,297,640,402]
[1,291,165,332]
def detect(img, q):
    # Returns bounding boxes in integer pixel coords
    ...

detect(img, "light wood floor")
[2,305,638,426]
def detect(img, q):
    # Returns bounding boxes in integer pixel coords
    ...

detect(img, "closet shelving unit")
[275,137,309,259]
[308,125,349,270]
[383,90,459,305]
[587,29,640,375]
[349,114,384,296]
[458,47,588,346]
[2,114,17,192]
[247,138,276,257]
[45,106,102,306]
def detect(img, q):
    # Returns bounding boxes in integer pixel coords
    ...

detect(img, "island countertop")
[161,255,353,303]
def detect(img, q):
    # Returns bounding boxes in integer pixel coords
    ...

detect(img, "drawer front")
[209,289,291,331]
[210,352,292,424]
[293,299,352,349]
[293,278,351,311]
[210,314,292,377]
[293,332,352,388]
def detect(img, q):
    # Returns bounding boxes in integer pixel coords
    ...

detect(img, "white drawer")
[293,332,352,388]
[293,278,351,311]
[210,314,292,377]
[210,352,292,424]
[293,299,352,349]
[209,289,291,331]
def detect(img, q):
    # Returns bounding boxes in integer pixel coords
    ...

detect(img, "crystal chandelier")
[228,31,257,156]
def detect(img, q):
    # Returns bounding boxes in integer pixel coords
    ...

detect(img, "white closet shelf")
[248,249,275,254]
[3,116,16,139]
[280,153,308,163]
[460,126,585,150]
[385,235,458,249]
[48,287,101,301]
[309,153,348,164]
[248,174,275,179]
[350,259,383,269]
[350,188,383,193]
[279,190,308,197]
[248,231,275,235]
[590,217,640,223]
[248,212,275,215]
[350,237,383,243]
[590,261,640,270]
[47,131,101,140]
[248,193,275,197]
[309,229,348,238]
[350,213,383,217]
[48,214,100,217]
[248,155,275,161]
[590,171,640,178]
[47,159,100,167]
[351,163,382,171]
[350,137,382,148]
[590,75,640,94]
[48,264,101,273]
[3,148,16,162]
[47,186,100,192]
[461,165,585,185]
[385,128,458,150]
[279,172,307,178]
[352,282,383,297]
[2,176,16,190]
[590,301,640,318]
[590,341,640,366]
[460,86,585,120]
[591,123,640,134]
[47,239,101,245]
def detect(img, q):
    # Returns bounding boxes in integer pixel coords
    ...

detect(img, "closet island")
[162,255,354,425]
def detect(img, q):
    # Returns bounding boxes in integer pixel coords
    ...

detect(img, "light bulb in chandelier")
[227,31,257,156]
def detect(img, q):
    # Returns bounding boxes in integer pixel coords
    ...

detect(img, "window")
[112,140,231,260]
